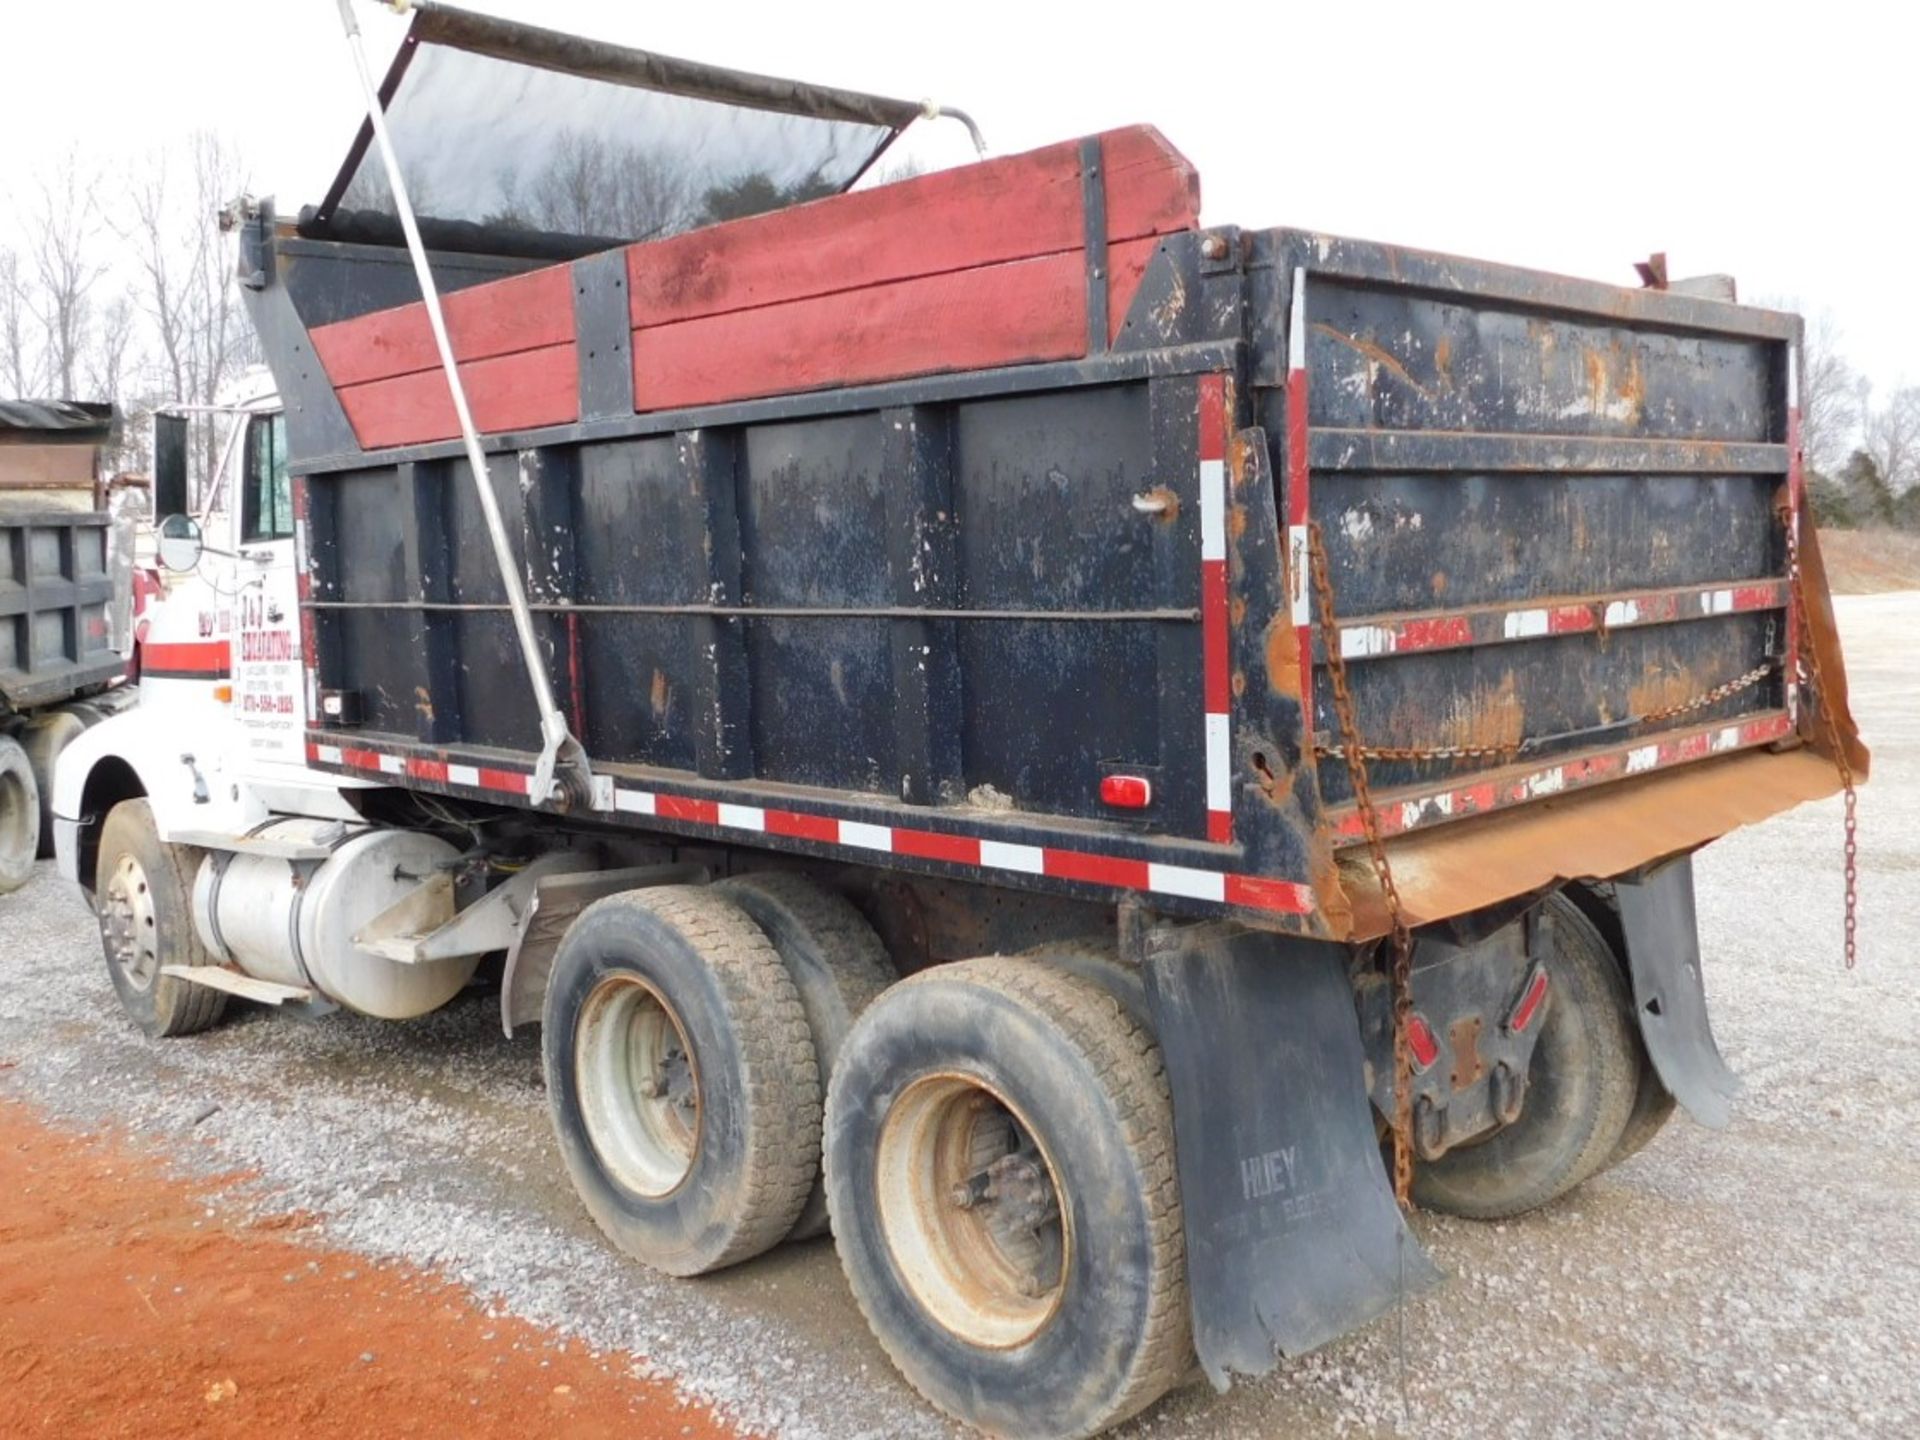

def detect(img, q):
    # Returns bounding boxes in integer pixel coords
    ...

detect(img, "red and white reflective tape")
[1197,373,1233,844]
[304,739,1316,915]
[1784,347,1803,726]
[1334,578,1790,661]
[1330,710,1793,842]
[1285,267,1313,715]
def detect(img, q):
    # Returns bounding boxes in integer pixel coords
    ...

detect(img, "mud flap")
[1613,855,1742,1128]
[1144,926,1440,1391]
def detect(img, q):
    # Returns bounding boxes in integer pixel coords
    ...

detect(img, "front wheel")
[825,958,1191,1439]
[94,798,227,1037]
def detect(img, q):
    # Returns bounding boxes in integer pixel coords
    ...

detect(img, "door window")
[242,413,294,543]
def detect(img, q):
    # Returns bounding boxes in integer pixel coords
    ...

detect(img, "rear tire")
[0,735,37,894]
[825,958,1190,1439]
[542,886,820,1276]
[95,798,227,1037]
[714,871,894,1240]
[21,710,86,859]
[1412,894,1637,1220]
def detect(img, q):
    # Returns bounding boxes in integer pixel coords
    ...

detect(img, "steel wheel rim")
[102,853,160,992]
[574,975,702,1198]
[875,1073,1071,1350]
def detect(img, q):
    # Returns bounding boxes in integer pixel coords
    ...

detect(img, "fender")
[52,707,372,894]
[1611,854,1742,1128]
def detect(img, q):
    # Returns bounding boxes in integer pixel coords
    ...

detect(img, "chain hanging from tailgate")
[1307,522,1416,1208]
[1787,523,1861,970]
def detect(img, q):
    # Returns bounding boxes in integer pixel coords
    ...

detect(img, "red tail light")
[1506,965,1550,1034]
[1406,1013,1440,1071]
[1099,774,1153,808]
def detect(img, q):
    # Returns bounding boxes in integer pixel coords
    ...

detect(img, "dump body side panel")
[0,512,122,712]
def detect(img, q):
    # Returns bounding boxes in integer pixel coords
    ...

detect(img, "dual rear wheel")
[543,885,1190,1438]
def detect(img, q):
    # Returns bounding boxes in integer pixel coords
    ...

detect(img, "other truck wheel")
[713,870,895,1241]
[1607,1053,1678,1166]
[1412,894,1637,1220]
[21,710,86,859]
[824,958,1190,1439]
[0,735,37,893]
[542,886,819,1277]
[1560,883,1677,1169]
[95,799,228,1037]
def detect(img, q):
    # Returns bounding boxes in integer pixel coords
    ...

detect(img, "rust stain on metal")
[1311,323,1434,399]
[1627,663,1705,722]
[1448,1016,1485,1092]
[649,668,672,719]
[1266,617,1302,700]
[1137,484,1180,521]
[1433,334,1454,391]
[1584,348,1608,414]
[1390,671,1525,756]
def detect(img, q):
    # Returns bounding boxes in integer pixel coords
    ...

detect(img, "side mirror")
[153,413,190,518]
[156,514,205,573]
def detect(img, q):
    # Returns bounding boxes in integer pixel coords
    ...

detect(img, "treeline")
[0,132,258,491]
[1792,310,1919,531]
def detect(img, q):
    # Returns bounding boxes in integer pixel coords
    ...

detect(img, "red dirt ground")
[0,1095,746,1439]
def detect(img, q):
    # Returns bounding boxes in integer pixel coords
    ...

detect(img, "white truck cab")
[54,374,369,896]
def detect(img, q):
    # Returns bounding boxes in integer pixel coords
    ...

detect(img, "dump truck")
[55,6,1867,1435]
[0,399,136,892]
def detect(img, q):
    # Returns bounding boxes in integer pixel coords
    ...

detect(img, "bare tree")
[1864,385,1920,500]
[23,154,108,399]
[0,247,41,396]
[1797,309,1860,475]
[126,130,260,488]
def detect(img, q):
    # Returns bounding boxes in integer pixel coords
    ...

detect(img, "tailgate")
[1269,233,1856,926]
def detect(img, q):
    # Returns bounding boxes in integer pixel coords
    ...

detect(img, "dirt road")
[1,593,1915,1438]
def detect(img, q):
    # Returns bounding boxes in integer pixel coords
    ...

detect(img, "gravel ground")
[2,593,1915,1439]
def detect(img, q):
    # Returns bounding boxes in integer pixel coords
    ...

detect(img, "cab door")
[229,412,305,769]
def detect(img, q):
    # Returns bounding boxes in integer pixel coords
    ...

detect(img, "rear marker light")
[1099,774,1153,809]
[1507,965,1550,1034]
[1406,1013,1440,1072]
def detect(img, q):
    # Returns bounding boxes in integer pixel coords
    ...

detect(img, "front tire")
[825,958,1190,1439]
[543,886,820,1276]
[1412,894,1637,1219]
[95,798,227,1037]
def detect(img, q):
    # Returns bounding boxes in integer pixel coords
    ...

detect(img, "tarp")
[306,3,923,249]
[0,400,115,438]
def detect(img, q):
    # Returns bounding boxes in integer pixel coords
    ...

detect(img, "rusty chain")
[1306,522,1415,1209]
[1635,661,1777,727]
[1787,523,1861,970]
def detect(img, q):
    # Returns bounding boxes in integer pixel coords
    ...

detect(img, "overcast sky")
[3,0,1914,391]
